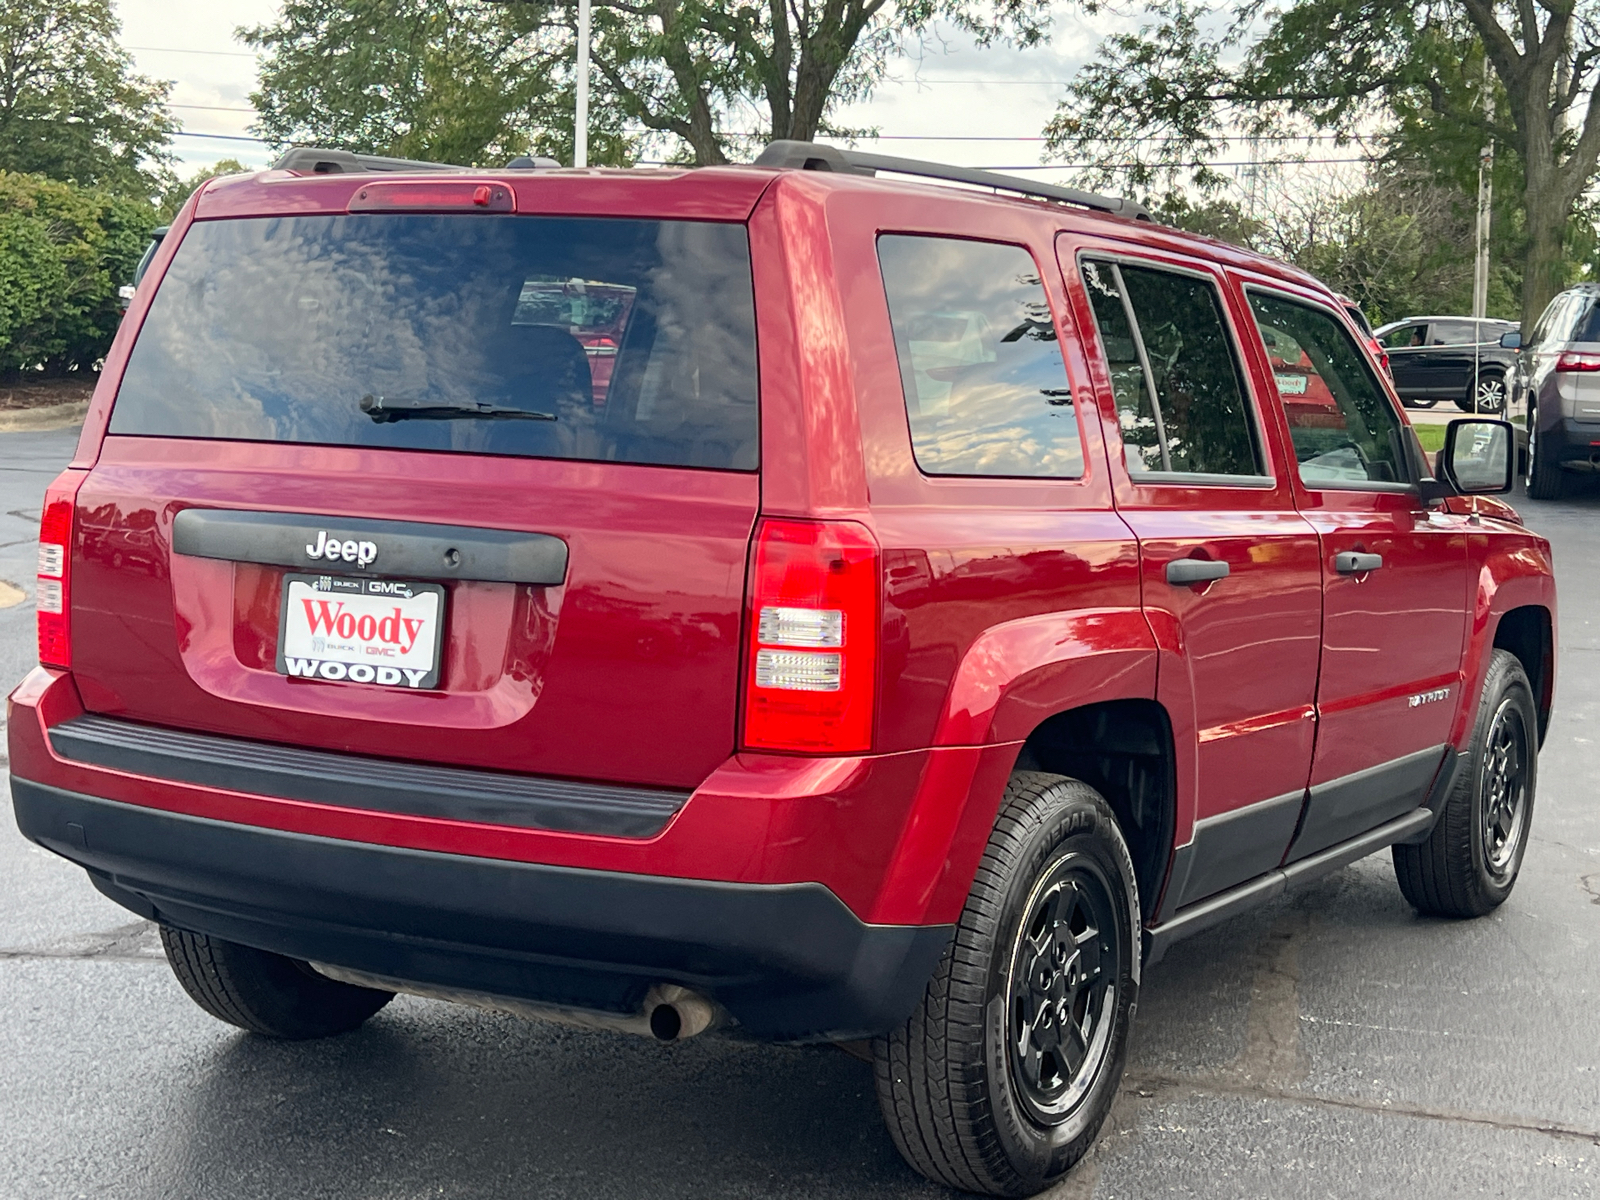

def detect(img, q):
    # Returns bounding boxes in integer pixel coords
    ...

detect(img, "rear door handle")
[1166,558,1230,586]
[1335,551,1383,574]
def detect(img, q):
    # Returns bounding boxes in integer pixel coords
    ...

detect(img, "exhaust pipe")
[311,963,725,1041]
[645,984,720,1041]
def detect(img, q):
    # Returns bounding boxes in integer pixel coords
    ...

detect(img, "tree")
[528,0,1054,165]
[0,171,154,378]
[247,1,1054,169]
[242,1,631,167]
[1046,0,1600,328]
[0,0,175,195]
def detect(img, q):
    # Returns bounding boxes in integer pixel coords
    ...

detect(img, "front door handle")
[1335,551,1384,574]
[1166,558,1230,586]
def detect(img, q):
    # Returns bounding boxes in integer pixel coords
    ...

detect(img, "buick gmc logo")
[306,530,378,566]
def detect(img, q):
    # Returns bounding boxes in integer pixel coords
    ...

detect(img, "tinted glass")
[1380,324,1423,349]
[879,235,1082,477]
[112,215,760,470]
[1081,260,1162,471]
[1430,319,1477,345]
[1250,292,1408,486]
[1570,297,1600,343]
[1082,260,1260,477]
[1344,305,1373,336]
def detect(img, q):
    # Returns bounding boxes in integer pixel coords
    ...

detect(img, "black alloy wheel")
[1479,695,1531,885]
[1394,650,1538,917]
[1006,856,1121,1126]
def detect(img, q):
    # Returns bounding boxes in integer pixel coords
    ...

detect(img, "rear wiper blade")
[360,394,556,423]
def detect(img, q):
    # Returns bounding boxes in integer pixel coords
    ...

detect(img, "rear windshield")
[111,215,760,470]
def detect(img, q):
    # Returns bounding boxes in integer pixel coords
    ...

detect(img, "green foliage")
[0,171,155,378]
[0,0,177,196]
[242,0,630,167]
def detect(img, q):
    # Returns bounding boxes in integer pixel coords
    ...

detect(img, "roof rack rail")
[271,147,467,175]
[752,140,1150,222]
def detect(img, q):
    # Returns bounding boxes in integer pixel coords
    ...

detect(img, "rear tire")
[1465,371,1507,414]
[873,773,1139,1197]
[161,927,393,1039]
[1408,397,1438,409]
[1525,405,1567,499]
[1393,650,1537,918]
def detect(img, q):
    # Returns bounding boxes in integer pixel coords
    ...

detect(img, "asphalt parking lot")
[1,426,1596,1199]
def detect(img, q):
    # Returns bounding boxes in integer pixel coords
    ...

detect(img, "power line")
[128,45,255,58]
[173,130,269,143]
[168,103,257,113]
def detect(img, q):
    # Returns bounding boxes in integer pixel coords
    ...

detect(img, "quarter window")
[1249,292,1409,487]
[878,236,1083,478]
[1080,259,1262,478]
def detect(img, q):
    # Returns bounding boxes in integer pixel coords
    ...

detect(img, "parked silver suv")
[1511,283,1600,498]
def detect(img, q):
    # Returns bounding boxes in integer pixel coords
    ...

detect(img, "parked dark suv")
[8,142,1556,1197]
[1376,315,1519,411]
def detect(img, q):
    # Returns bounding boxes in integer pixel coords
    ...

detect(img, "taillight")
[36,470,86,669]
[1555,352,1600,372]
[742,519,880,754]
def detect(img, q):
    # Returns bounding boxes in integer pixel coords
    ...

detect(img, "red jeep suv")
[8,142,1555,1196]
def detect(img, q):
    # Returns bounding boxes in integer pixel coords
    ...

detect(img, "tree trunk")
[1520,164,1568,330]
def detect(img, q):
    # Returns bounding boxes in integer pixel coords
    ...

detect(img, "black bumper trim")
[48,714,686,839]
[12,780,952,1042]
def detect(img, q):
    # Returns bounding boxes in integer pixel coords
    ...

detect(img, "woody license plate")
[276,574,445,690]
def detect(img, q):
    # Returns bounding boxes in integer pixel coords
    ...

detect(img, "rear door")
[69,207,765,791]
[1239,284,1470,860]
[1064,240,1323,910]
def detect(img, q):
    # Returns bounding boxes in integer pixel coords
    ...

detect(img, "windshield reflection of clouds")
[879,236,1082,479]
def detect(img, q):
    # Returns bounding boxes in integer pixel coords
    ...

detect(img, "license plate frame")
[276,573,446,690]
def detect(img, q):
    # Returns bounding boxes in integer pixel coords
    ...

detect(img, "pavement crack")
[1226,910,1310,1088]
[1123,1068,1600,1147]
[0,919,163,962]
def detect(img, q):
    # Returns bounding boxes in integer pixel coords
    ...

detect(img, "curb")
[0,401,89,433]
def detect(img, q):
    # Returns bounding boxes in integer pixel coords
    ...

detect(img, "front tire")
[1408,397,1438,409]
[1393,650,1537,918]
[874,773,1139,1197]
[162,927,394,1039]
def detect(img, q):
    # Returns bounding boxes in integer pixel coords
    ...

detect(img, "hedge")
[0,171,155,379]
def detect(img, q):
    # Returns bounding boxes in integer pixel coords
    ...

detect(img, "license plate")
[276,574,445,690]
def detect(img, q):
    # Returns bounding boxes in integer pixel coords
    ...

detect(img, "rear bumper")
[1545,416,1600,469]
[6,667,1014,1040]
[12,778,951,1041]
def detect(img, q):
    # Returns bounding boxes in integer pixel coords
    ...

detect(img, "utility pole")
[1471,56,1493,411]
[574,0,591,167]
[1472,56,1494,323]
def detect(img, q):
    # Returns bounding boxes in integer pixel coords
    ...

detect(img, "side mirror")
[1439,419,1515,495]
[1499,330,1522,349]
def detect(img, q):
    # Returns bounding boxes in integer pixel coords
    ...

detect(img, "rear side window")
[878,235,1083,478]
[1248,291,1408,487]
[112,215,760,470]
[1080,259,1262,479]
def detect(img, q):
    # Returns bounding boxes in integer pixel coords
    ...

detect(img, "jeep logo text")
[306,530,378,566]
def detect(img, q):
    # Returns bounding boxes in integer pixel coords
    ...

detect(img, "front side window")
[879,235,1083,478]
[1080,259,1262,478]
[113,215,760,470]
[1249,291,1409,487]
